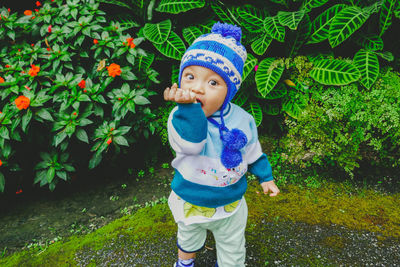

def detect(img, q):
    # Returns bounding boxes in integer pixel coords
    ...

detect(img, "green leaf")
[36,108,54,121]
[0,172,5,193]
[232,90,249,107]
[78,94,91,101]
[255,58,285,97]
[0,126,9,140]
[21,109,33,133]
[54,131,67,147]
[374,51,394,61]
[153,31,186,60]
[57,171,68,181]
[245,102,263,127]
[136,53,155,72]
[309,59,361,85]
[286,14,312,58]
[134,95,151,105]
[353,49,379,89]
[47,167,55,183]
[126,54,135,65]
[182,26,202,45]
[121,71,137,81]
[264,83,287,99]
[307,4,346,44]
[156,0,205,14]
[76,128,89,143]
[351,33,384,51]
[263,102,281,115]
[264,16,285,42]
[379,0,397,37]
[282,91,308,119]
[89,153,102,169]
[143,19,171,44]
[211,1,237,25]
[328,6,369,48]
[113,136,129,146]
[251,33,273,56]
[242,53,258,81]
[236,5,266,33]
[302,0,330,12]
[277,10,305,30]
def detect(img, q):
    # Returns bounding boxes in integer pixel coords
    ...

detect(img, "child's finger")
[169,86,177,100]
[175,88,183,101]
[172,83,178,90]
[164,87,170,101]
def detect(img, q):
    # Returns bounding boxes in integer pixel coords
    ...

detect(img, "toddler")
[164,22,280,267]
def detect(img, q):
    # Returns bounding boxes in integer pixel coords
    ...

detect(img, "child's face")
[181,65,227,117]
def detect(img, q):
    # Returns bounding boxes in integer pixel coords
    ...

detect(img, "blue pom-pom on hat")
[211,22,242,42]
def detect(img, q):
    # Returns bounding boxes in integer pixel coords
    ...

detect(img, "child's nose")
[191,82,204,94]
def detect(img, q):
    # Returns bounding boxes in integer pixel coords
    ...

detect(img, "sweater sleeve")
[167,103,207,155]
[248,153,274,183]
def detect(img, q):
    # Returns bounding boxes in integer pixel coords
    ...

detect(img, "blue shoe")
[215,262,218,267]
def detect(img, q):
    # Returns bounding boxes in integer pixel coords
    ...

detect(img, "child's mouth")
[197,98,203,107]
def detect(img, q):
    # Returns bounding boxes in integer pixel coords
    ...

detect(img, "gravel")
[74,220,400,266]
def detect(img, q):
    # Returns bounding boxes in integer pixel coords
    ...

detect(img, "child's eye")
[186,74,194,80]
[209,80,218,86]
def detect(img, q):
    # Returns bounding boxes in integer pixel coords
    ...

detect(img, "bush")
[0,1,161,192]
[280,68,400,175]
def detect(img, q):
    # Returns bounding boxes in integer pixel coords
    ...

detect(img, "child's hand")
[260,180,280,197]
[164,83,196,104]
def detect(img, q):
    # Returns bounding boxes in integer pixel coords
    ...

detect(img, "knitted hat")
[178,22,247,110]
[179,22,248,169]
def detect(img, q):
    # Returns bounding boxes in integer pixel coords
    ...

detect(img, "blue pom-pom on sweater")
[211,22,242,42]
[220,128,247,168]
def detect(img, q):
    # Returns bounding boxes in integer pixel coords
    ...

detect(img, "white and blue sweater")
[168,102,273,217]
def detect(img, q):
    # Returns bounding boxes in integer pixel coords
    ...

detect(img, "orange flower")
[15,95,30,110]
[78,79,86,89]
[36,1,41,7]
[0,159,2,167]
[24,10,32,16]
[107,138,112,145]
[0,77,4,83]
[93,39,98,44]
[28,64,40,77]
[126,38,135,49]
[5,64,10,68]
[106,63,121,78]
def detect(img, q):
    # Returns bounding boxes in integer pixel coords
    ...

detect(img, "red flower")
[28,64,40,77]
[8,8,10,12]
[47,47,51,51]
[36,1,41,7]
[110,128,114,131]
[16,189,23,194]
[73,112,77,116]
[35,9,39,12]
[78,79,86,89]
[15,95,30,110]
[106,63,121,78]
[0,15,2,20]
[83,89,87,93]
[107,138,112,145]
[93,39,98,44]
[48,25,52,33]
[24,85,31,91]
[0,77,4,83]
[31,43,35,47]
[5,64,10,68]
[24,10,32,16]
[0,159,2,167]
[254,65,258,72]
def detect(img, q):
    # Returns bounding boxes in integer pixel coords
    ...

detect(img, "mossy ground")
[1,178,399,266]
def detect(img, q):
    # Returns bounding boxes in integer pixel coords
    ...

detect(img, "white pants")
[177,199,248,267]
